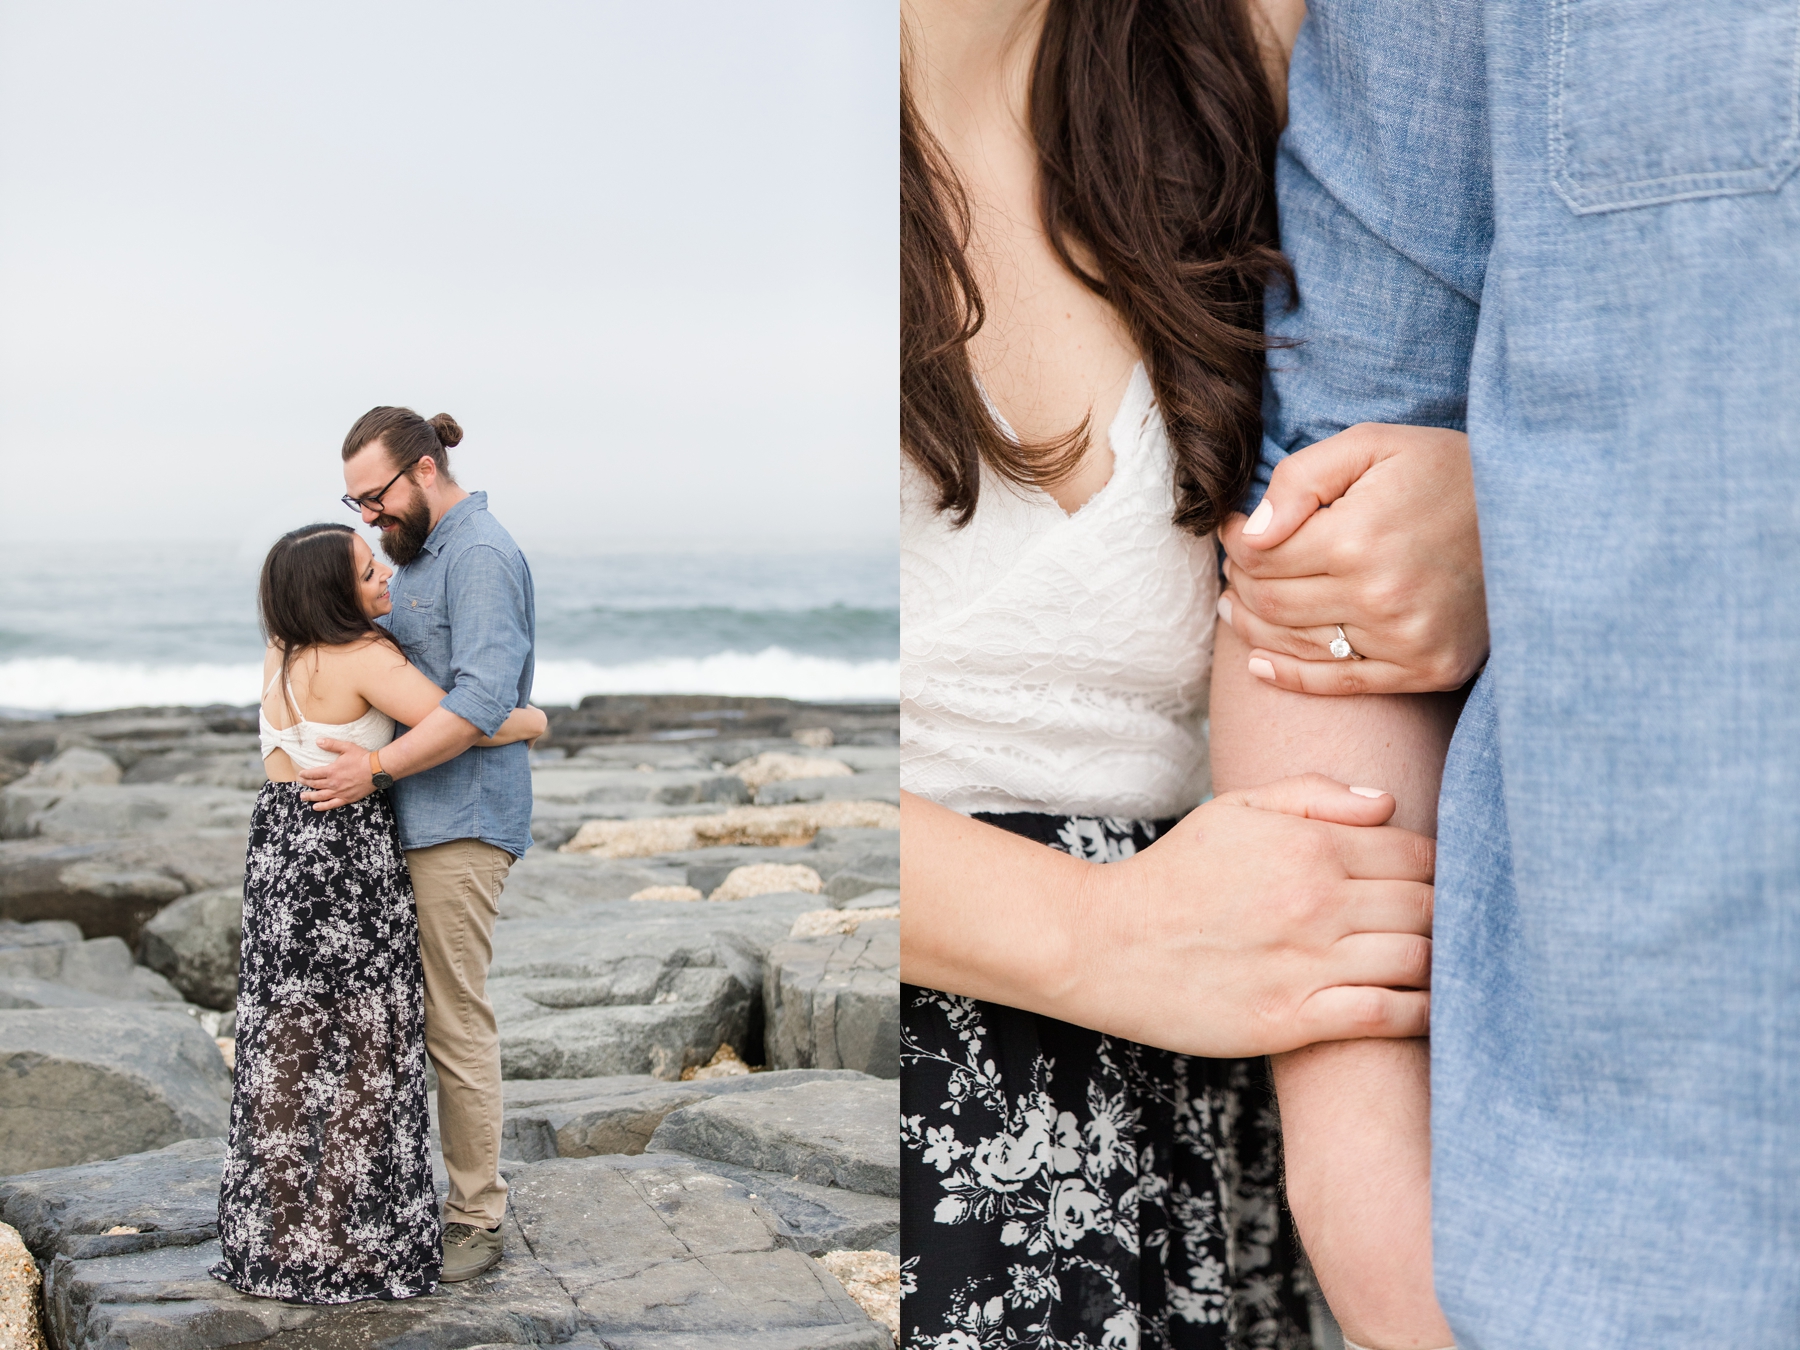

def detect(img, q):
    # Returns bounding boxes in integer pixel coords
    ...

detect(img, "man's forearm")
[1210,624,1457,1347]
[381,704,485,781]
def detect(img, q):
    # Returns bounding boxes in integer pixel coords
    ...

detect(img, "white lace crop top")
[900,364,1218,821]
[259,671,396,771]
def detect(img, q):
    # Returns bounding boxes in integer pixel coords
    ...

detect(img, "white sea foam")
[530,651,897,704]
[0,649,897,714]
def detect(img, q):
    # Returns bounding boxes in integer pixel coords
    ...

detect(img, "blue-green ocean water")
[0,542,897,712]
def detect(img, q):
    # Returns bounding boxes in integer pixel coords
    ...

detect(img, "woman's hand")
[1063,775,1435,1057]
[901,778,1435,1060]
[1217,423,1487,695]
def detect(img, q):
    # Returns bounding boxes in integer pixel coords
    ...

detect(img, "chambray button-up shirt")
[1256,2,1800,1341]
[379,491,536,858]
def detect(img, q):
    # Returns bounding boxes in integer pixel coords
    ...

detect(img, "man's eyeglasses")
[341,467,407,515]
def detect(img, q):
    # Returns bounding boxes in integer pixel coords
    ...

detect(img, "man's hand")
[297,740,376,811]
[1217,423,1488,695]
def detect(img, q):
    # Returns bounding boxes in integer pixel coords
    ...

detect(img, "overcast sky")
[0,2,896,552]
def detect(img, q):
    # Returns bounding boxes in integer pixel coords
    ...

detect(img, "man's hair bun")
[428,413,464,448]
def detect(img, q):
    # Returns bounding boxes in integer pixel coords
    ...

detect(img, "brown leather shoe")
[440,1221,502,1282]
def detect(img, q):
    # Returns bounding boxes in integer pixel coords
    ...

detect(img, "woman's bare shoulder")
[318,633,405,669]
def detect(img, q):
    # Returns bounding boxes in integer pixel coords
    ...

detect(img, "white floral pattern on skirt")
[211,782,440,1303]
[900,813,1311,1350]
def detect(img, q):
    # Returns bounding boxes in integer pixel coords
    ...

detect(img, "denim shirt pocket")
[1550,0,1800,214]
[388,593,440,653]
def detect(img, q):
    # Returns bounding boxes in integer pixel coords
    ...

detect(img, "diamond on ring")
[1330,626,1357,660]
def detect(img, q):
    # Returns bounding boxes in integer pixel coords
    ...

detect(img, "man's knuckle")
[1400,934,1433,980]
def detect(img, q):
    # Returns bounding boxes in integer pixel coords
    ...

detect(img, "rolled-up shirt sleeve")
[1243,0,1492,511]
[438,543,531,737]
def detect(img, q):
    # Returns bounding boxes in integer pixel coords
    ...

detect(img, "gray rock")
[139,887,243,1010]
[0,834,244,943]
[841,888,900,912]
[0,1136,224,1259]
[122,749,266,791]
[764,922,900,1079]
[0,918,83,949]
[648,1079,900,1197]
[755,771,900,808]
[506,1154,887,1347]
[16,748,121,789]
[498,849,685,920]
[820,843,899,900]
[3,785,256,842]
[0,976,137,1010]
[676,847,820,899]
[531,764,752,809]
[0,787,59,840]
[501,1069,876,1162]
[652,829,898,905]
[0,1144,888,1350]
[671,1156,899,1256]
[490,891,824,1080]
[568,744,711,770]
[14,1140,590,1350]
[0,932,185,1004]
[5,712,255,775]
[503,1077,703,1161]
[813,747,899,773]
[495,970,750,1083]
[43,1220,585,1350]
[0,1008,229,1174]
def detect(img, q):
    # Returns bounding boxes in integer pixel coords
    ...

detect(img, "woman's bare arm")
[350,643,541,746]
[902,774,1437,1060]
[482,705,546,747]
[1210,621,1458,1349]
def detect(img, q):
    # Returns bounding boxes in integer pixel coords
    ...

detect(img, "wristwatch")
[369,750,395,792]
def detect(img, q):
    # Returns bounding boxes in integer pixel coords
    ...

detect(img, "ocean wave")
[0,649,898,714]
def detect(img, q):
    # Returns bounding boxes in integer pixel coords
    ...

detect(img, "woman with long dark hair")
[209,523,543,1304]
[899,1,1474,1346]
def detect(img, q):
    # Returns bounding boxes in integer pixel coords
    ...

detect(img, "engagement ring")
[1330,625,1361,660]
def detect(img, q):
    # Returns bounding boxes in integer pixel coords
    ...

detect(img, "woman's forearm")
[479,704,546,747]
[1210,623,1458,1348]
[899,790,1087,1009]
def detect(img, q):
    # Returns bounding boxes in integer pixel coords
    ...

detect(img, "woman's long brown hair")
[901,0,1290,535]
[258,524,404,719]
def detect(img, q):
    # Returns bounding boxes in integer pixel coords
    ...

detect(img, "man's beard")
[374,495,432,566]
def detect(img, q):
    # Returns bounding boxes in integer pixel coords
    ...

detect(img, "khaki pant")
[406,838,514,1228]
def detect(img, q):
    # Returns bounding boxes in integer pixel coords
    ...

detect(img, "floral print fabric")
[211,782,440,1303]
[901,813,1311,1350]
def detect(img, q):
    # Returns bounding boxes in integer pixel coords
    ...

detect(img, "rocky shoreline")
[0,695,902,1349]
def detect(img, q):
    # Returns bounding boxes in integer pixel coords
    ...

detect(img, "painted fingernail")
[1244,500,1274,536]
[1216,594,1233,625]
[1349,786,1388,798]
[1248,657,1276,681]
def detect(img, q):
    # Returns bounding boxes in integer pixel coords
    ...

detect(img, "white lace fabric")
[901,363,1218,821]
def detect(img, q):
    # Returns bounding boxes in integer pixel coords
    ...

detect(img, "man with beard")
[298,405,535,1284]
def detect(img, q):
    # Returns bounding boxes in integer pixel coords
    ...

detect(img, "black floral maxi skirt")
[211,782,440,1303]
[900,813,1312,1350]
